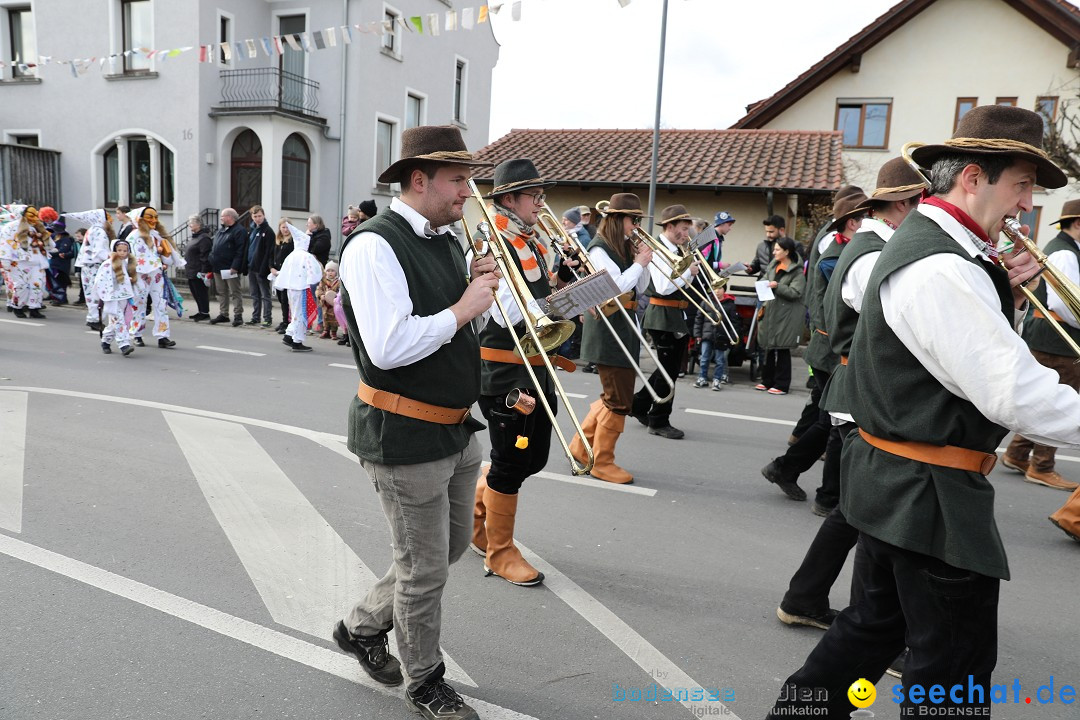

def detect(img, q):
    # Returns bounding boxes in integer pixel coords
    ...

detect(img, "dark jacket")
[184,227,213,279]
[308,227,332,266]
[272,239,294,271]
[758,259,806,350]
[209,221,248,273]
[247,221,275,277]
[117,222,133,241]
[693,295,738,346]
[49,233,75,274]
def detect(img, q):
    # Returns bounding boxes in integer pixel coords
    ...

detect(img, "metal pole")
[646,0,669,234]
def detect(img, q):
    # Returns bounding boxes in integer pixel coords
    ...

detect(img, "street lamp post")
[646,0,670,234]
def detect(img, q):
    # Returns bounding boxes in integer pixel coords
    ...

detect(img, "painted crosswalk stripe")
[0,534,533,720]
[685,407,796,427]
[0,391,27,533]
[196,345,266,357]
[532,469,656,497]
[163,412,475,687]
[565,392,588,398]
[0,318,44,327]
[328,363,353,369]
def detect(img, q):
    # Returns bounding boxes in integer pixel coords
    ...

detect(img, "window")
[954,97,977,130]
[1020,207,1041,241]
[104,145,119,207]
[454,59,467,124]
[219,13,231,65]
[406,93,424,130]
[835,101,890,148]
[160,145,174,210]
[8,7,36,78]
[11,133,39,146]
[1037,96,1059,133]
[382,7,400,53]
[995,97,1017,107]
[129,138,151,204]
[281,134,310,211]
[376,118,396,187]
[122,0,151,73]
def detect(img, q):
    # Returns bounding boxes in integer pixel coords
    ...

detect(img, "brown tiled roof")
[733,0,1080,130]
[474,128,845,194]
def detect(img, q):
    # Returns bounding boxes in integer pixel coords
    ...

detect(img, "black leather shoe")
[291,343,313,352]
[101,342,112,355]
[761,461,806,501]
[776,605,838,630]
[121,345,135,357]
[231,317,243,327]
[648,425,685,439]
[28,309,44,318]
[209,315,228,324]
[12,308,26,318]
[158,338,176,348]
[245,318,259,325]
[332,621,403,686]
[282,335,293,346]
[134,337,146,347]
[405,666,478,720]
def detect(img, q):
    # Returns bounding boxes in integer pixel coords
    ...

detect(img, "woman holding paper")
[756,237,805,395]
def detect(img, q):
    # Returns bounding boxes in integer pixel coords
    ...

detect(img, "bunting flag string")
[0,1,631,75]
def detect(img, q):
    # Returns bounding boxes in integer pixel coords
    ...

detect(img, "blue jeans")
[697,339,727,381]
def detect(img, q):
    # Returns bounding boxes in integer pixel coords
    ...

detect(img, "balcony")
[211,68,324,123]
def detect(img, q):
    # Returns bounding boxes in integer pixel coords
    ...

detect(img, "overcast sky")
[486,0,911,141]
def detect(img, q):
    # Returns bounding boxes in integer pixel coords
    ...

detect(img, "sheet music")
[542,270,622,319]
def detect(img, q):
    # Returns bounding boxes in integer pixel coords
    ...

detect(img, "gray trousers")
[213,273,243,319]
[248,271,273,322]
[346,435,482,691]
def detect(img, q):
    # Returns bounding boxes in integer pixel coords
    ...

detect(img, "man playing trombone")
[630,204,699,439]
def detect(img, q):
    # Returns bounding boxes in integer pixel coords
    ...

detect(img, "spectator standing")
[183,215,213,321]
[693,294,736,389]
[307,215,332,329]
[245,205,275,327]
[756,236,805,395]
[115,206,134,241]
[208,208,247,326]
[271,219,294,333]
[341,206,361,237]
[48,219,75,305]
[579,205,598,240]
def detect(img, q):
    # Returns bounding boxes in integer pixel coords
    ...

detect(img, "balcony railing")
[217,68,320,118]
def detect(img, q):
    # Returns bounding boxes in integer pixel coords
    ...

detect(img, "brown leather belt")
[858,428,997,475]
[840,355,849,366]
[357,380,470,425]
[649,297,689,309]
[480,346,576,373]
[600,292,636,316]
[1034,308,1064,322]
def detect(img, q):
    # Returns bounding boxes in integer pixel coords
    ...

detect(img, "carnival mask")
[24,207,39,225]
[143,208,159,226]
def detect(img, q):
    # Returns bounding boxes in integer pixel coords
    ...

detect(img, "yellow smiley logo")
[848,678,876,708]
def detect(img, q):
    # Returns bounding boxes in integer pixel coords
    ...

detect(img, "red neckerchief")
[921,196,996,259]
[876,216,898,231]
[835,232,851,245]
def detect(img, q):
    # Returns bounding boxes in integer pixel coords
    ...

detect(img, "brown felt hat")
[378,125,493,184]
[829,186,869,231]
[485,158,556,198]
[868,156,928,202]
[658,204,693,226]
[1049,198,1080,226]
[597,192,649,218]
[910,105,1067,189]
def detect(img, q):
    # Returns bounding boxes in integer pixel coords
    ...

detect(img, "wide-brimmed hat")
[659,204,693,226]
[910,105,1067,189]
[829,186,869,231]
[868,157,927,202]
[378,125,493,184]
[485,158,556,198]
[1049,198,1080,226]
[598,193,649,218]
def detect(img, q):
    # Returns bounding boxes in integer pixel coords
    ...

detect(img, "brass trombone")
[686,243,741,345]
[463,179,594,475]
[901,141,1080,360]
[535,204,676,404]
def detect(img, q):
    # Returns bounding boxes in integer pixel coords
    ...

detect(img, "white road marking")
[163,412,475,688]
[533,469,657,497]
[0,534,530,720]
[85,330,100,334]
[0,391,27,532]
[685,407,797,427]
[196,345,267,357]
[518,540,740,720]
[565,392,588,399]
[328,363,354,369]
[0,318,44,327]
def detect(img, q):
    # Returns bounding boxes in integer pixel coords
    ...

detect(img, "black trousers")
[631,329,683,428]
[767,533,999,719]
[187,278,210,315]
[478,391,555,495]
[780,505,863,615]
[276,289,291,324]
[762,349,791,392]
[773,368,831,481]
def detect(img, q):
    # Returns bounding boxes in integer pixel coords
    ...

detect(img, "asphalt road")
[1,305,1077,720]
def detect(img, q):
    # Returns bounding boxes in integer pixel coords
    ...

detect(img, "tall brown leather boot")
[470,465,490,556]
[482,487,544,586]
[1049,484,1080,542]
[570,399,602,466]
[589,407,633,484]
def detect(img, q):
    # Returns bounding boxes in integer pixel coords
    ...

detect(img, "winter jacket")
[209,221,248,273]
[272,239,294,272]
[183,227,213,280]
[307,227,332,267]
[757,259,806,350]
[49,233,75,274]
[247,221,275,277]
[693,295,738,346]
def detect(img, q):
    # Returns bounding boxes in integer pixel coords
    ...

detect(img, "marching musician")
[334,125,496,720]
[570,193,653,484]
[470,158,571,588]
[629,204,699,439]
[767,105,1080,719]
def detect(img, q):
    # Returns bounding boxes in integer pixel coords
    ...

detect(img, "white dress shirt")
[647,231,695,295]
[339,196,479,370]
[817,230,837,255]
[1045,238,1080,330]
[464,222,546,329]
[589,243,648,296]
[877,204,1080,448]
[841,217,896,314]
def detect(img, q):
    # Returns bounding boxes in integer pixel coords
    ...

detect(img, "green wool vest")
[340,210,484,466]
[803,238,846,372]
[842,210,1015,579]
[1022,231,1080,357]
[819,229,886,415]
[580,234,640,368]
[479,224,555,397]
[642,280,689,335]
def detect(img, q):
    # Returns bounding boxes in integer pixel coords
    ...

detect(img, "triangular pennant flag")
[199,45,208,63]
[410,16,423,33]
[462,7,475,29]
[326,26,337,46]
[512,2,521,20]
[70,61,78,78]
[617,0,632,5]
[340,25,352,44]
[273,36,284,55]
[284,33,301,51]
[478,6,489,23]
[300,32,313,52]
[491,4,503,14]
[233,41,245,59]
[260,37,273,56]
[245,39,257,58]
[219,41,232,61]
[446,11,457,31]
[427,13,439,35]
[312,30,325,49]
[99,57,107,68]
[169,48,184,58]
